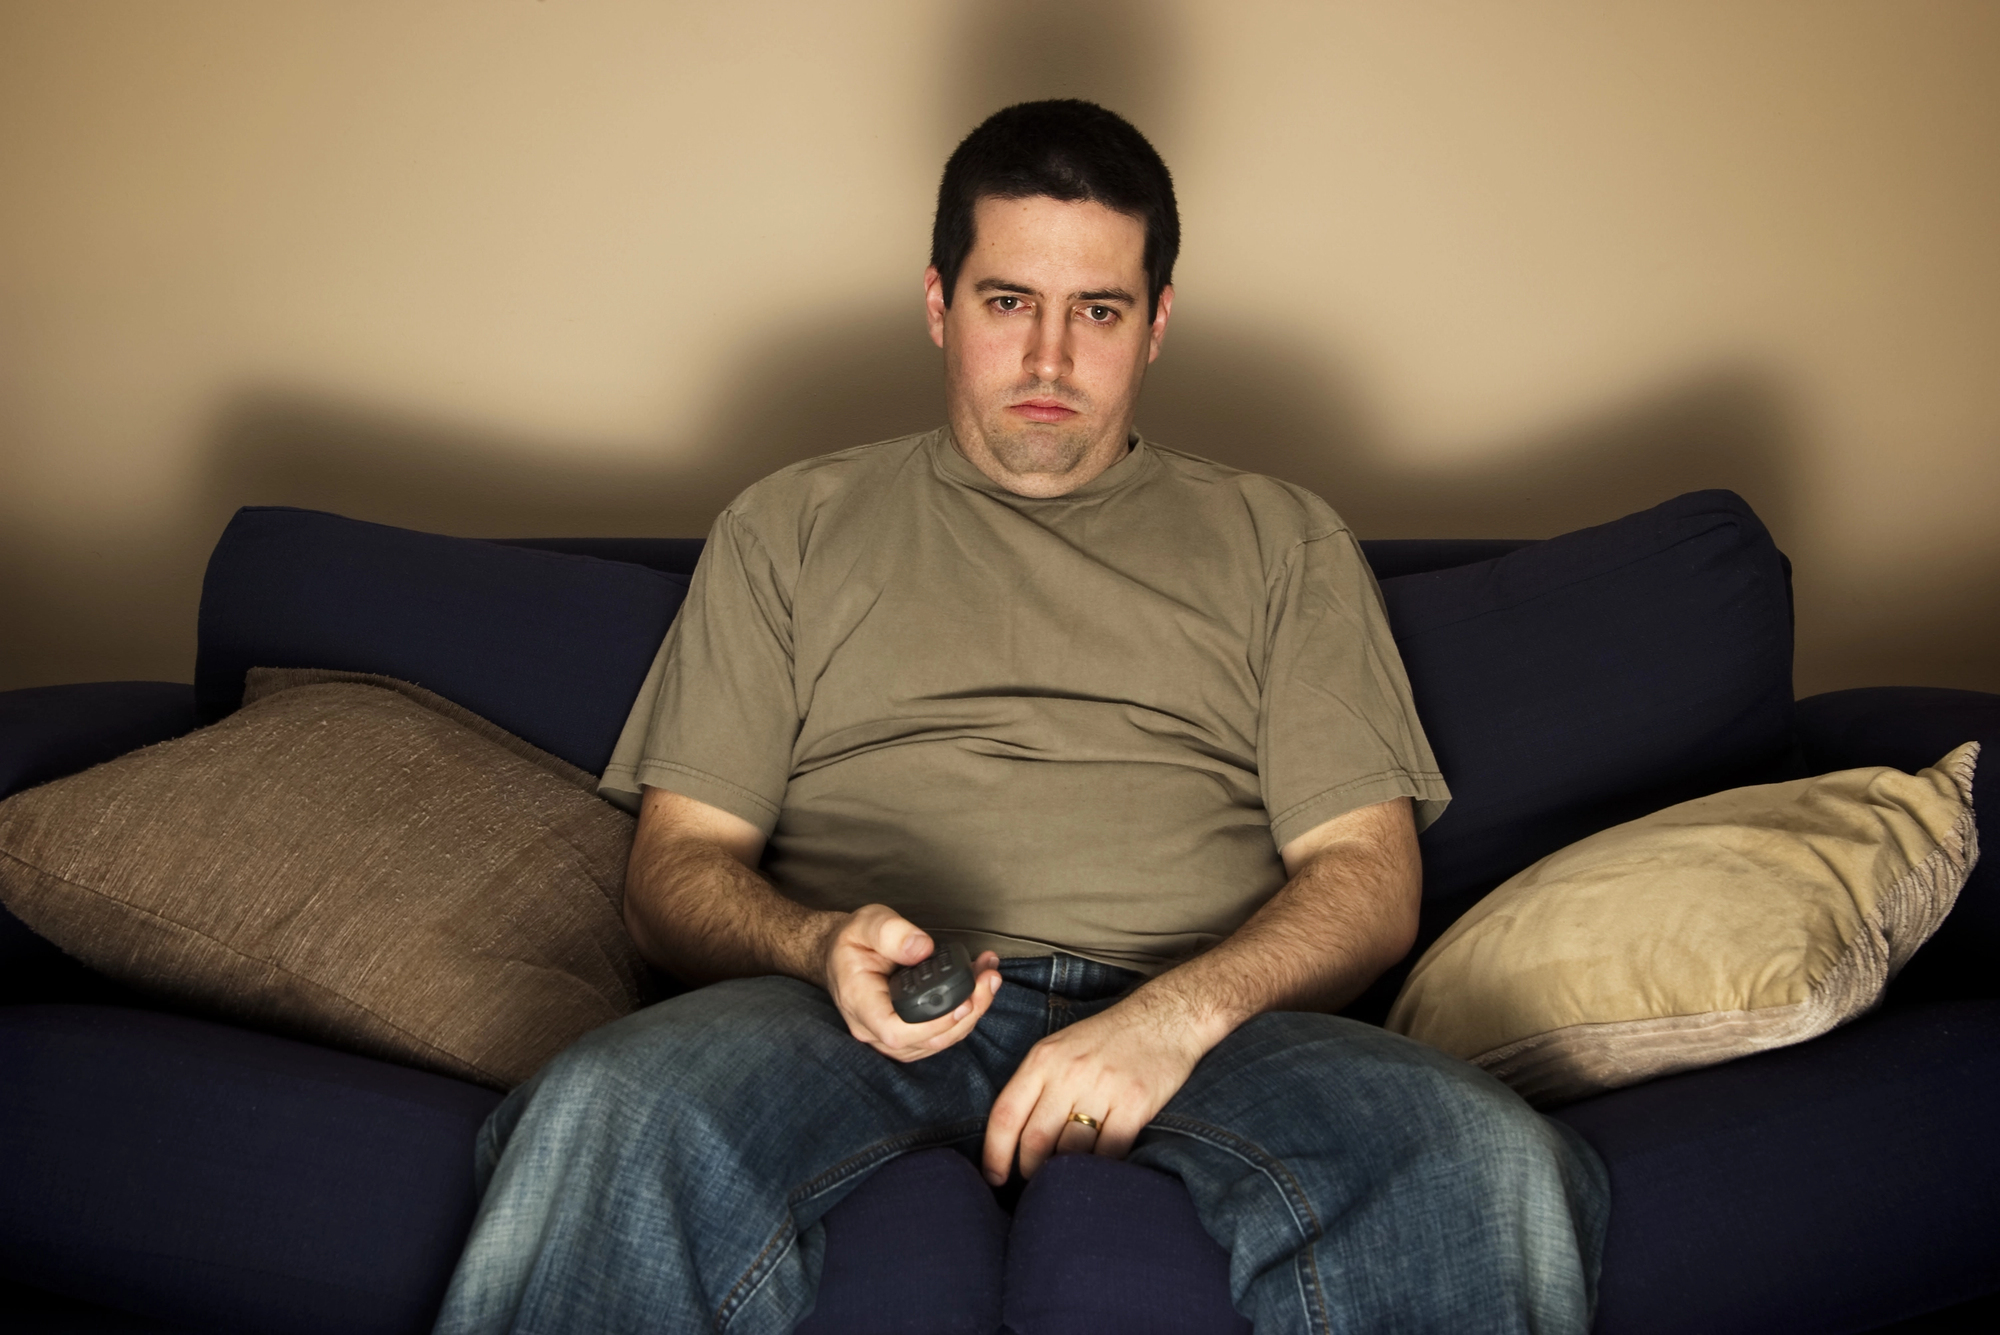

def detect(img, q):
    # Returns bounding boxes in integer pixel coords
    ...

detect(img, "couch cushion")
[0,670,650,1088]
[498,535,707,577]
[1002,1153,1247,1335]
[0,682,198,802]
[0,1280,197,1332]
[1389,744,1979,1105]
[195,507,689,776]
[1552,999,2000,1334]
[0,1005,502,1335]
[1359,537,1529,581]
[795,1148,1008,1335]
[1381,489,1795,903]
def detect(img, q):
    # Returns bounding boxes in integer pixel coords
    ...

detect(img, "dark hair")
[931,99,1179,320]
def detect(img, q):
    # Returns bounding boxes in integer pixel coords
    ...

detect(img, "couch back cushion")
[1385,489,1796,902]
[195,507,690,776]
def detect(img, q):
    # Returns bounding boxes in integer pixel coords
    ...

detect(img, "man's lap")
[485,977,998,1206]
[506,972,1584,1206]
[455,971,1605,1333]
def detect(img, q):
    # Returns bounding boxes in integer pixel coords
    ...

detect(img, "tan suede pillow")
[0,668,652,1088]
[1387,742,1980,1107]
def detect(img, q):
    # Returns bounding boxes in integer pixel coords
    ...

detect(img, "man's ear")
[924,265,949,349]
[1147,284,1174,364]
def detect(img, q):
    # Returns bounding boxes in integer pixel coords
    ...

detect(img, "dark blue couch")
[4,494,1997,1334]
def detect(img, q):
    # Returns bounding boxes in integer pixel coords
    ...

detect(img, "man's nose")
[1026,306,1071,383]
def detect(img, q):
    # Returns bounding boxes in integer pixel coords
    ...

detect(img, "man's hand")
[980,797,1423,1184]
[626,791,1001,1062]
[981,987,1207,1185]
[822,904,1003,1063]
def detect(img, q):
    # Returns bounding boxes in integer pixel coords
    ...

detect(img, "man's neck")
[946,422,1135,499]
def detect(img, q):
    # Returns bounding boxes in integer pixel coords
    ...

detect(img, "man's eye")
[1085,305,1115,322]
[994,296,1022,311]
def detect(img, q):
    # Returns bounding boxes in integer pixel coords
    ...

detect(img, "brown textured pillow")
[0,668,651,1088]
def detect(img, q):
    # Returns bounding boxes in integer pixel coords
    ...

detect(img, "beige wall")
[3,0,1996,697]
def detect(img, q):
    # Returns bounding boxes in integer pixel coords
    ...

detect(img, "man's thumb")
[890,922,932,964]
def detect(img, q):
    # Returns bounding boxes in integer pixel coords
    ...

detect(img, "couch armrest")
[1796,687,2000,1003]
[0,681,198,801]
[1,682,196,1006]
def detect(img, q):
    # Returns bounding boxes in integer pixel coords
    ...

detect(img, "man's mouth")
[1008,398,1079,424]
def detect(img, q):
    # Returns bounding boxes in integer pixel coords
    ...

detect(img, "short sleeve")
[1259,528,1450,850]
[596,509,799,834]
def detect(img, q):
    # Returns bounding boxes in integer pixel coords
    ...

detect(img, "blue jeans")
[434,956,1608,1333]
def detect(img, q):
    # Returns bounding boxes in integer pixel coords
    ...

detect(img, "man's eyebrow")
[970,278,1138,305]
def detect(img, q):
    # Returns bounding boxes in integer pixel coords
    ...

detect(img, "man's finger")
[863,963,1004,1060]
[868,910,931,966]
[983,1067,1043,1185]
[1053,1115,1103,1157]
[924,968,1002,1051]
[1015,1085,1079,1181]
[844,975,958,1052]
[835,936,1002,1061]
[1092,1108,1142,1162]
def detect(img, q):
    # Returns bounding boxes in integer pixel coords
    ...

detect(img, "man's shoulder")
[1142,440,1351,547]
[722,430,937,523]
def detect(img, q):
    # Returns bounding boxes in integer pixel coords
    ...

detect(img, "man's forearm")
[624,819,840,988]
[1125,800,1422,1053]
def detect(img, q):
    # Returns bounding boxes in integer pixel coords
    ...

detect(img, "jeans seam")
[710,1117,987,1331]
[1148,1111,1334,1335]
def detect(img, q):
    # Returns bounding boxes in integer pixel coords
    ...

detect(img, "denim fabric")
[433,957,1606,1334]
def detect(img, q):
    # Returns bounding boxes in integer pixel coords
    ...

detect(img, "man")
[435,100,1607,1334]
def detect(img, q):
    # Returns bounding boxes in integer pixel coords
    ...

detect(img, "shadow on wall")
[197,0,1802,562]
[200,308,948,545]
[1143,321,1799,543]
[195,0,1798,550]
[196,0,1803,548]
[0,522,200,688]
[207,345,2000,700]
[942,0,1180,144]
[199,298,1799,553]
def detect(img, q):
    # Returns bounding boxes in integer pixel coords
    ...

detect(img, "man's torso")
[602,428,1446,973]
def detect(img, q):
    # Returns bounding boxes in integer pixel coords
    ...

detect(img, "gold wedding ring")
[1066,1111,1101,1131]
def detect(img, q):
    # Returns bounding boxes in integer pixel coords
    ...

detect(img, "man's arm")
[1139,793,1422,1033]
[981,795,1420,1184]
[624,787,1002,1062]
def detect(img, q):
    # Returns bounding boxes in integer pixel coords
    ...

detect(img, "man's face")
[926,195,1172,498]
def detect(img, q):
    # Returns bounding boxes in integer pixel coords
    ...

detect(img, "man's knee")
[1164,1011,1573,1172]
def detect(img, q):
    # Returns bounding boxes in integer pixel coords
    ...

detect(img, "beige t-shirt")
[600,428,1449,974]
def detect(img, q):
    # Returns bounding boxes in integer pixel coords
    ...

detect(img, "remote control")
[889,940,976,1024]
